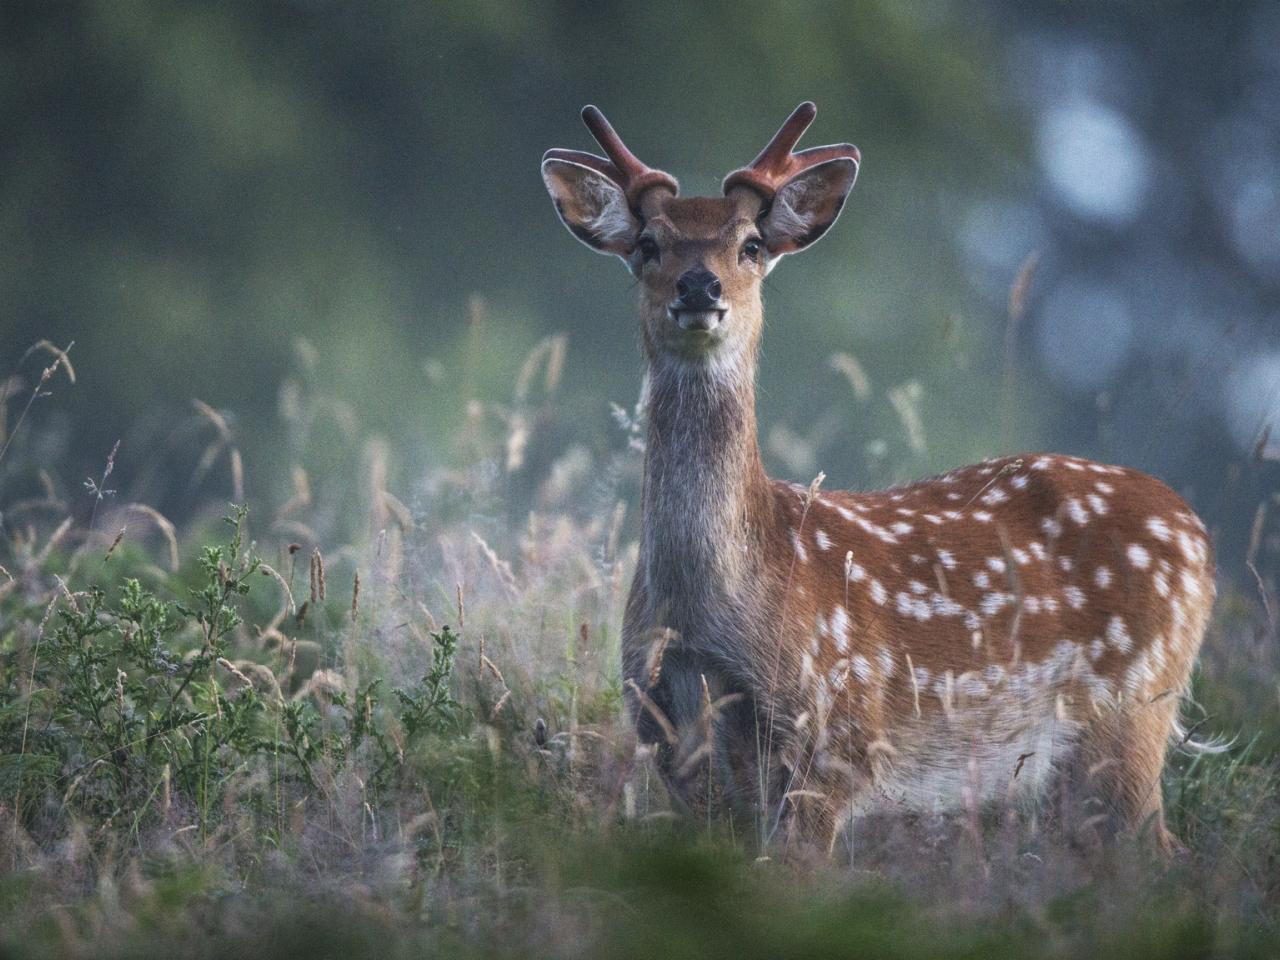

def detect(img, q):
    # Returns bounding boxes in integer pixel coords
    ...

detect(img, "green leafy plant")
[1,506,470,842]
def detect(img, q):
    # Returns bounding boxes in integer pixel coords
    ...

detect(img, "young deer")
[541,103,1217,855]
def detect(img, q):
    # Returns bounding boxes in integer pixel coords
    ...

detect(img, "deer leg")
[1067,698,1179,855]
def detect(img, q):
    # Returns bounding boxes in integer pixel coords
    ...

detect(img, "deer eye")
[637,236,660,263]
[741,236,763,262]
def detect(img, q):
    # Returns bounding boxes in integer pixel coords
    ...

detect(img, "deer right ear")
[541,158,641,259]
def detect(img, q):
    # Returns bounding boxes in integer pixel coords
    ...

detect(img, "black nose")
[674,268,723,310]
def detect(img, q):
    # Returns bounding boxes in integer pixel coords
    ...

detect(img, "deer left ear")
[759,158,858,257]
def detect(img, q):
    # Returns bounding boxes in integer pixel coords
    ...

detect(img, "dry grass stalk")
[887,381,927,455]
[470,531,518,596]
[230,448,244,502]
[624,679,677,745]
[216,657,254,691]
[104,527,126,562]
[1246,561,1276,638]
[489,689,512,720]
[309,548,326,603]
[906,653,921,718]
[0,342,74,467]
[646,628,674,688]
[258,563,296,616]
[829,351,871,401]
[124,503,180,572]
[34,516,73,567]
[505,414,529,473]
[21,339,78,383]
[191,399,231,442]
[481,654,506,688]
[514,334,568,403]
[379,490,413,530]
[1245,500,1267,569]
[963,459,1023,510]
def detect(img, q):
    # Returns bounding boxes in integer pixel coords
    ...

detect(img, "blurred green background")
[3,0,1278,571]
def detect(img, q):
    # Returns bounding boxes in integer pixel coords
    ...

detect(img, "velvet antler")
[722,102,861,201]
[542,106,679,213]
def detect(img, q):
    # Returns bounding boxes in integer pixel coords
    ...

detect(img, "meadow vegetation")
[0,338,1277,959]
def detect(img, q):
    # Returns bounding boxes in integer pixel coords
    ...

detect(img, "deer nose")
[674,268,723,310]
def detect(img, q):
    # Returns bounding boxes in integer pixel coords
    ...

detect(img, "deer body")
[542,104,1215,853]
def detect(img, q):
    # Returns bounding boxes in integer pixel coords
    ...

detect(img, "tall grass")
[0,335,1277,959]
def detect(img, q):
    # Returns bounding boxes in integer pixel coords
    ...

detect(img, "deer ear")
[541,157,641,259]
[759,157,858,257]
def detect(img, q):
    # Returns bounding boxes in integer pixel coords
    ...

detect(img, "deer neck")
[639,346,777,630]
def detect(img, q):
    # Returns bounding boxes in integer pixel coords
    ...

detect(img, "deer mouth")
[669,307,727,333]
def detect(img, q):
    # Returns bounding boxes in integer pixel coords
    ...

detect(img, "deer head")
[541,103,860,362]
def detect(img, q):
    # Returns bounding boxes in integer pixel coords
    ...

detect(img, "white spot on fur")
[980,592,1011,616]
[986,556,1007,574]
[1181,568,1202,598]
[869,580,887,605]
[856,516,899,544]
[1065,498,1090,525]
[831,606,851,653]
[1086,493,1109,516]
[972,510,994,523]
[980,487,1009,506]
[790,530,808,563]
[1041,517,1063,538]
[931,594,964,617]
[896,592,932,621]
[1106,615,1132,653]
[1064,585,1086,610]
[814,529,832,551]
[852,655,872,682]
[1177,530,1205,565]
[1094,566,1112,589]
[973,570,991,589]
[1147,516,1172,542]
[937,548,957,570]
[1154,568,1170,597]
[1127,544,1151,570]
[876,648,895,679]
